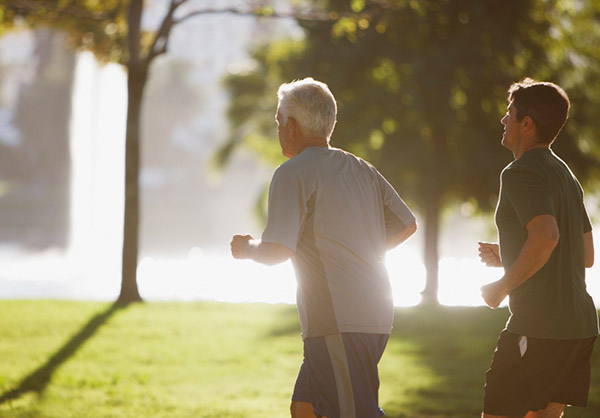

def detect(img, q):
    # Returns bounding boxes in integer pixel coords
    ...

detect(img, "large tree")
[1,0,336,304]
[224,0,600,304]
[2,0,174,303]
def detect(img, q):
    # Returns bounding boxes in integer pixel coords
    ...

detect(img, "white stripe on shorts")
[325,333,356,418]
[518,336,528,357]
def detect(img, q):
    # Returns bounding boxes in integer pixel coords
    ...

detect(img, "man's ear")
[287,116,306,140]
[287,116,298,133]
[522,115,536,132]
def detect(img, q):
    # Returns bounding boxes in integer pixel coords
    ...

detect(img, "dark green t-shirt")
[496,148,598,339]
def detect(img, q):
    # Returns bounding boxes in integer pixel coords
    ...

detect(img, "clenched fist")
[230,234,254,259]
[478,242,502,267]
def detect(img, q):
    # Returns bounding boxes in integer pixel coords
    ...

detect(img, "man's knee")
[290,400,319,418]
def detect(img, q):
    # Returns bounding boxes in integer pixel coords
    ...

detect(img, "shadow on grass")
[0,301,128,405]
[382,305,509,418]
[382,306,600,418]
[265,304,301,337]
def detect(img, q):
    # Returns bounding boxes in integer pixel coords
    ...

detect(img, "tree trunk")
[117,71,146,304]
[419,124,447,306]
[117,0,146,304]
[420,194,440,305]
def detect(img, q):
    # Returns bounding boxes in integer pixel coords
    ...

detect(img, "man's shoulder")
[275,147,381,185]
[501,160,531,178]
[329,147,381,176]
[272,159,300,183]
[287,146,373,169]
[334,146,373,163]
[272,148,322,181]
[500,161,546,193]
[506,149,575,181]
[276,148,319,171]
[503,151,548,177]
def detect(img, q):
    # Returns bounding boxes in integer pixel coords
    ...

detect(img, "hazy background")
[0,1,598,306]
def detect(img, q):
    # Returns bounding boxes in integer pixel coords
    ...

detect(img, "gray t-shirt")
[262,146,416,339]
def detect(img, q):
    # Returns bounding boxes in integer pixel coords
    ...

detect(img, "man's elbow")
[527,215,559,256]
[585,254,594,269]
[266,245,294,265]
[549,230,560,250]
[545,232,559,258]
[535,229,559,262]
[409,221,418,235]
[584,231,594,268]
[402,222,417,241]
[542,222,560,254]
[387,221,417,249]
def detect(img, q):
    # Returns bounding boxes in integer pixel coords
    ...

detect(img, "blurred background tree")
[0,0,316,304]
[224,0,600,304]
[0,28,74,249]
[2,0,147,303]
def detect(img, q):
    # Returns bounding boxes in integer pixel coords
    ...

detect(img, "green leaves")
[225,0,600,212]
[351,0,365,13]
[2,0,128,63]
[254,5,276,16]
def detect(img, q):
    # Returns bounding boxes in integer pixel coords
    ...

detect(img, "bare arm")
[481,214,559,308]
[230,234,293,266]
[387,221,417,250]
[585,231,594,268]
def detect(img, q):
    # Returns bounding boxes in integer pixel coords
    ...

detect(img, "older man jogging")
[231,77,417,418]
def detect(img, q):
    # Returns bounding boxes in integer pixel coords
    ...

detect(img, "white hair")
[277,77,337,140]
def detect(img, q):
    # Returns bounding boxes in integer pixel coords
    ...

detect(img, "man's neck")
[293,138,329,157]
[513,142,549,160]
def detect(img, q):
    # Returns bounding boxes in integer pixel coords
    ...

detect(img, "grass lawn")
[0,300,599,418]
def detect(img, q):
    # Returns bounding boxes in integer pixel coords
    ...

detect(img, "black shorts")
[484,329,596,417]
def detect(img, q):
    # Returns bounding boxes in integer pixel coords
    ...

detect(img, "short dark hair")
[508,78,570,144]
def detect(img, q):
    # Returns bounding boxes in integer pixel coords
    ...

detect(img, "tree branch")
[174,7,334,25]
[171,0,404,24]
[143,0,383,67]
[145,0,187,64]
[6,0,117,21]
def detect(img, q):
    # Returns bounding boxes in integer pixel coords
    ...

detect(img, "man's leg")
[292,333,388,418]
[523,402,565,418]
[482,401,566,418]
[290,400,327,418]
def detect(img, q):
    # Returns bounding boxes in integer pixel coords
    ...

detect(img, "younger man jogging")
[478,78,598,418]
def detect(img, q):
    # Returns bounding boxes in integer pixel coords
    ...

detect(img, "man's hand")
[480,215,559,309]
[230,234,254,259]
[230,235,293,265]
[479,242,506,307]
[481,280,509,309]
[478,242,502,267]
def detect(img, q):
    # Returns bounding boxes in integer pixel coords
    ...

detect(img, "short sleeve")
[261,165,306,252]
[378,172,416,236]
[583,205,592,233]
[501,167,555,227]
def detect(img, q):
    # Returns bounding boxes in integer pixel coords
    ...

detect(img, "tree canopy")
[225,0,600,304]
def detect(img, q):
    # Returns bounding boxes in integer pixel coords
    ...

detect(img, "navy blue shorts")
[292,332,389,418]
[484,329,596,417]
